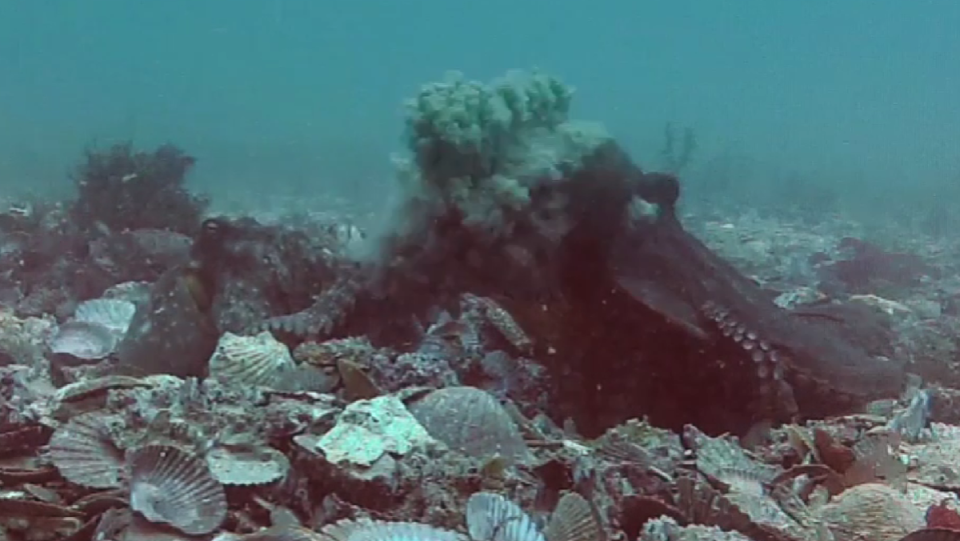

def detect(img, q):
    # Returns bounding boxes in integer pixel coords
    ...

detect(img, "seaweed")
[70,142,208,235]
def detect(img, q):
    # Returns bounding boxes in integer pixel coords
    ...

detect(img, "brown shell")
[336,358,381,400]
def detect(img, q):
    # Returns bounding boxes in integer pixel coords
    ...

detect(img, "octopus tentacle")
[700,301,798,420]
[700,298,889,423]
[255,272,364,339]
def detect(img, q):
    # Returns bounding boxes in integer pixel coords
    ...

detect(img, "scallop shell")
[321,518,465,541]
[205,445,290,486]
[713,466,769,497]
[466,492,544,541]
[48,411,124,488]
[544,492,605,541]
[208,331,296,388]
[48,320,117,360]
[74,298,136,337]
[102,280,152,305]
[213,527,326,541]
[127,444,227,535]
[92,508,132,541]
[406,386,530,462]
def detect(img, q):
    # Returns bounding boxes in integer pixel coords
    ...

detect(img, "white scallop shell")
[74,298,136,337]
[544,492,605,541]
[127,444,227,535]
[466,492,544,541]
[48,411,125,488]
[48,320,117,360]
[207,331,295,388]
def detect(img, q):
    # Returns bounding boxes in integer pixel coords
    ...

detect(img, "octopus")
[185,141,905,436]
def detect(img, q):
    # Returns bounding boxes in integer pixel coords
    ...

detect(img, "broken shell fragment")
[205,445,290,486]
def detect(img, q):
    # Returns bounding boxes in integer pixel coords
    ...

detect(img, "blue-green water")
[1,1,957,213]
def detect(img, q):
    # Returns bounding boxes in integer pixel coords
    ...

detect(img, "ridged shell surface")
[466,492,544,541]
[48,412,124,488]
[406,386,530,462]
[127,444,227,535]
[321,518,467,541]
[544,492,605,541]
[208,331,295,388]
[74,298,136,337]
[48,320,117,360]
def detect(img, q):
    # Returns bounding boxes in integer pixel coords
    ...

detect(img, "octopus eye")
[191,218,230,261]
[201,218,221,235]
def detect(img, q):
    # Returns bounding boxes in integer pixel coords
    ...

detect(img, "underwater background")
[1,0,958,221]
[3,3,960,540]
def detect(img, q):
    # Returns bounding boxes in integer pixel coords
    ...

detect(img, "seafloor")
[0,186,957,541]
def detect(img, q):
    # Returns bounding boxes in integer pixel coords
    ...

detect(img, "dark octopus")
[187,141,906,435]
[551,145,903,432]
